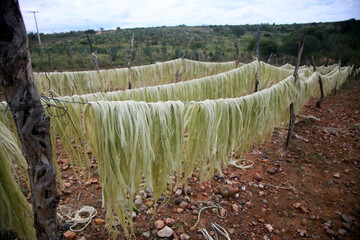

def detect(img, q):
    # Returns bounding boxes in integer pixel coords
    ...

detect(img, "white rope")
[201,223,232,240]
[57,205,97,232]
[228,158,254,170]
[194,205,227,228]
[269,180,299,194]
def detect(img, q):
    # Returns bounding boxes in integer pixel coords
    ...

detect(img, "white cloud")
[19,0,360,33]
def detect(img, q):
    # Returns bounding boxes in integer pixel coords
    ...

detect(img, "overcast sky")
[19,0,360,33]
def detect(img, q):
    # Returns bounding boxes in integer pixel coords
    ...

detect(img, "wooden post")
[312,56,325,108]
[150,47,153,64]
[234,43,239,67]
[175,37,193,83]
[334,55,341,95]
[182,36,194,60]
[285,28,307,150]
[86,33,99,71]
[255,24,262,92]
[109,47,113,68]
[127,32,134,89]
[48,48,51,69]
[325,56,329,67]
[0,1,61,239]
[282,55,286,65]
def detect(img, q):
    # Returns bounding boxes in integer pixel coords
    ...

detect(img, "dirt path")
[54,77,360,240]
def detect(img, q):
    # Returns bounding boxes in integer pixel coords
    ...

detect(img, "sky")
[19,0,360,33]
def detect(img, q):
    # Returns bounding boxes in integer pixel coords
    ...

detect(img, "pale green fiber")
[0,122,36,240]
[84,100,185,237]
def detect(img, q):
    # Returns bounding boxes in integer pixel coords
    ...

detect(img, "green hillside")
[28,19,360,72]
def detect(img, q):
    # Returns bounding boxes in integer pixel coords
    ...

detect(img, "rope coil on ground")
[57,205,97,232]
[228,158,254,170]
[269,180,299,194]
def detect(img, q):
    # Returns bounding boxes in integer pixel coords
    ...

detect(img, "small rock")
[157,226,174,238]
[293,202,302,209]
[62,165,69,171]
[344,169,350,174]
[300,206,309,214]
[180,233,190,240]
[333,173,340,178]
[268,169,276,174]
[341,214,353,225]
[177,208,184,213]
[241,186,246,191]
[298,229,307,237]
[259,191,265,197]
[258,218,265,223]
[61,222,74,231]
[254,173,262,181]
[146,208,154,215]
[165,218,175,226]
[231,203,239,211]
[189,226,196,231]
[142,231,151,238]
[94,218,105,225]
[245,201,252,208]
[179,201,188,208]
[219,208,227,217]
[326,229,335,236]
[219,185,236,197]
[78,237,86,240]
[175,197,186,205]
[175,189,183,196]
[341,222,351,230]
[339,229,347,236]
[64,230,76,239]
[134,198,143,205]
[154,220,165,229]
[225,179,233,185]
[265,224,273,233]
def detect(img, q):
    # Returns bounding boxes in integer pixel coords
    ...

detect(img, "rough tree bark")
[0,1,61,239]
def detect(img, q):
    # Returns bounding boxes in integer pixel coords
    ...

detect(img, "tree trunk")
[0,1,61,239]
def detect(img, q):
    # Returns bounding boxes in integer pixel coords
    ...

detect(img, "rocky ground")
[15,77,360,240]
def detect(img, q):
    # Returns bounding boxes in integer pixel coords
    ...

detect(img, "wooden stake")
[0,1,61,238]
[334,55,341,95]
[255,24,262,92]
[86,33,99,71]
[109,47,113,68]
[182,36,194,60]
[234,43,239,67]
[127,32,134,89]
[312,56,325,108]
[285,28,307,150]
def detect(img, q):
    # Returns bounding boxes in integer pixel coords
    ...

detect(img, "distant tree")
[229,25,245,38]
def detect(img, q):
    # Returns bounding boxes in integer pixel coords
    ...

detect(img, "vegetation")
[28,19,360,72]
